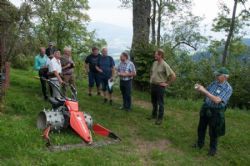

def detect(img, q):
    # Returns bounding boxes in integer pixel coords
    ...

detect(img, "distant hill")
[192,38,250,62]
[88,22,132,60]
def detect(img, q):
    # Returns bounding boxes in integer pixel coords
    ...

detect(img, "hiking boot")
[103,98,108,103]
[155,119,163,125]
[207,149,217,156]
[97,92,101,96]
[109,100,113,105]
[88,93,92,96]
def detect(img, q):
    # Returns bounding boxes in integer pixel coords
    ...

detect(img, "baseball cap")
[214,67,229,76]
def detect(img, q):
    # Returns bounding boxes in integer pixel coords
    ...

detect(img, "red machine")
[37,78,120,147]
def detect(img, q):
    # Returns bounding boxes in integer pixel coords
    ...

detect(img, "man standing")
[149,49,176,125]
[61,46,75,95]
[34,47,49,100]
[85,47,101,96]
[96,48,115,105]
[48,50,63,98]
[46,42,54,58]
[193,67,233,156]
[117,52,136,111]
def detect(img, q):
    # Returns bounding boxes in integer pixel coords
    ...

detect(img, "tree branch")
[171,41,197,50]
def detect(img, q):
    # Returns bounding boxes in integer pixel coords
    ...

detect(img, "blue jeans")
[88,71,100,88]
[120,80,132,110]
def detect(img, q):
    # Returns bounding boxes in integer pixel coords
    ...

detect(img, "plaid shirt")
[205,81,233,109]
[117,60,136,81]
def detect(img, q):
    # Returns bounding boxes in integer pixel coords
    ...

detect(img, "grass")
[0,68,249,165]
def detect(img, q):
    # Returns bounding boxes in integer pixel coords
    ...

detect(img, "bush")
[11,54,33,70]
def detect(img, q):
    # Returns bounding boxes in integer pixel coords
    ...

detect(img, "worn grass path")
[0,69,250,165]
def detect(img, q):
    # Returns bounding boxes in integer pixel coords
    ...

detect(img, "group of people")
[34,42,75,99]
[34,44,233,156]
[85,47,136,111]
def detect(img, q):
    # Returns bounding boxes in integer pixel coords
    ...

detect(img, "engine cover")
[37,108,66,130]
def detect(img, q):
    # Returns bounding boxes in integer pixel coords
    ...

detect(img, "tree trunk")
[131,0,151,56]
[156,0,162,47]
[151,0,156,45]
[222,0,238,66]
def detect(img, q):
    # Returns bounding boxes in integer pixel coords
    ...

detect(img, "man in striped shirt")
[117,52,136,111]
[193,67,233,156]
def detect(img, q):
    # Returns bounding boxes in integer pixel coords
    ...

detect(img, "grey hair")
[64,46,72,52]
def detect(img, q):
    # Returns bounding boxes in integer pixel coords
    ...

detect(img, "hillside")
[0,69,250,165]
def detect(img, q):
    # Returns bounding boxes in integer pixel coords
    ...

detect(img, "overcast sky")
[9,0,250,38]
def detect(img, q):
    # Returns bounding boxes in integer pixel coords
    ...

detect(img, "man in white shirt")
[48,50,63,98]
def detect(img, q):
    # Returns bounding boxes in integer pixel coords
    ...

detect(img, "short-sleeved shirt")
[205,81,233,109]
[34,54,48,71]
[48,57,62,80]
[61,55,74,75]
[97,55,115,78]
[150,60,174,84]
[85,54,101,73]
[117,60,136,81]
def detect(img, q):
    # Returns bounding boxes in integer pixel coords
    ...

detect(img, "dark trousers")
[197,106,219,151]
[151,84,165,119]
[40,77,48,99]
[120,80,132,110]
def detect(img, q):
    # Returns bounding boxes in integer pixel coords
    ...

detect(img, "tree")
[131,0,151,54]
[212,0,250,65]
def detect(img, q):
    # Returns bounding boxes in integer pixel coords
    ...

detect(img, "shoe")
[126,109,131,112]
[97,92,101,96]
[88,93,92,96]
[147,116,156,120]
[207,149,216,156]
[109,100,113,105]
[103,98,108,103]
[192,143,203,149]
[155,119,162,125]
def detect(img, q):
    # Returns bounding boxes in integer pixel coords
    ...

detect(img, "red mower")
[36,78,120,151]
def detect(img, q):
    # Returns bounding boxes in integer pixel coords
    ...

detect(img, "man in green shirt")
[148,49,176,125]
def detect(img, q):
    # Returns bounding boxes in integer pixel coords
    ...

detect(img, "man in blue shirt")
[193,67,233,156]
[34,47,49,100]
[96,48,115,105]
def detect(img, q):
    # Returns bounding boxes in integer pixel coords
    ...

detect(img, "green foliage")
[11,54,33,70]
[133,44,156,90]
[132,45,250,109]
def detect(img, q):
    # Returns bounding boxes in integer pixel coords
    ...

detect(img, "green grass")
[0,68,250,165]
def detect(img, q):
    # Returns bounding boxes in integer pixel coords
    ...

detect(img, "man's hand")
[118,72,126,77]
[159,82,169,87]
[195,84,206,93]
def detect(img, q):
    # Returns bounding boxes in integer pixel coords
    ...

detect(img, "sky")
[9,0,250,51]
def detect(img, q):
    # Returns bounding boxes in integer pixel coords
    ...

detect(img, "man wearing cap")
[46,42,55,58]
[193,67,233,156]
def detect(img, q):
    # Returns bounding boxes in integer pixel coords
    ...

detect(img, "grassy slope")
[0,69,249,166]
